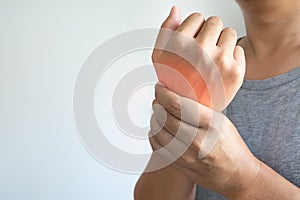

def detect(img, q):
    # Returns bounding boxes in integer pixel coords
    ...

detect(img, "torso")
[196,66,300,199]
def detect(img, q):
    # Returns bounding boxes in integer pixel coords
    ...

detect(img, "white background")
[0,0,244,199]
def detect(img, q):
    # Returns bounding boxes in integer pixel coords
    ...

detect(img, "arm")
[135,5,246,199]
[136,6,300,200]
[134,156,196,200]
[149,84,300,200]
[134,7,195,200]
[232,162,300,200]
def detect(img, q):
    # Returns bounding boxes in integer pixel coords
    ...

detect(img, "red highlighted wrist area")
[154,62,212,108]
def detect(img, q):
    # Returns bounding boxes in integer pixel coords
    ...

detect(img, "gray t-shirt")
[196,67,300,199]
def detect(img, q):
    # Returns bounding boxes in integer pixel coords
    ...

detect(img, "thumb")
[162,6,181,30]
[153,6,181,60]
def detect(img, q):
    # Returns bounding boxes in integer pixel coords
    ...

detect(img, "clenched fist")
[152,7,245,111]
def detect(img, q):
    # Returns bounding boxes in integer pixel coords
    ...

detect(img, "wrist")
[230,162,300,200]
[222,156,261,199]
[229,160,262,200]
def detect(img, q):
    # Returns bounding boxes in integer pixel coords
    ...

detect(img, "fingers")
[150,117,187,158]
[149,130,191,169]
[152,104,200,146]
[151,100,225,159]
[176,13,205,37]
[161,6,181,30]
[152,104,208,154]
[153,6,181,60]
[154,84,213,128]
[149,113,205,168]
[196,16,223,47]
[148,135,176,167]
[233,45,246,66]
[217,27,238,53]
[154,84,181,118]
[155,10,240,55]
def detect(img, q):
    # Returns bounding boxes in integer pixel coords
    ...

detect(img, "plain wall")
[0,0,244,199]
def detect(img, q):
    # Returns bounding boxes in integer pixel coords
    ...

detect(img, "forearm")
[231,161,300,200]
[134,155,196,200]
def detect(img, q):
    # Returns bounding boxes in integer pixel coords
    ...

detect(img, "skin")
[152,11,245,111]
[135,1,300,199]
[237,0,300,80]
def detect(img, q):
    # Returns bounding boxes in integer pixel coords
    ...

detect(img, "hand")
[152,7,245,111]
[149,84,261,198]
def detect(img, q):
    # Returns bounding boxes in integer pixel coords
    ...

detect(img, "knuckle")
[215,51,229,66]
[231,65,244,79]
[223,64,243,81]
[181,156,196,167]
[223,27,237,37]
[220,57,229,67]
[189,12,205,20]
[166,97,181,112]
[200,108,214,128]
[192,133,204,152]
[206,16,223,27]
[168,121,178,134]
[235,45,245,55]
[202,115,212,129]
[151,130,161,143]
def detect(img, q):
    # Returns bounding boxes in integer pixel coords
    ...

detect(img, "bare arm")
[135,6,300,200]
[141,85,300,200]
[232,162,300,200]
[134,156,196,200]
[134,8,196,200]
